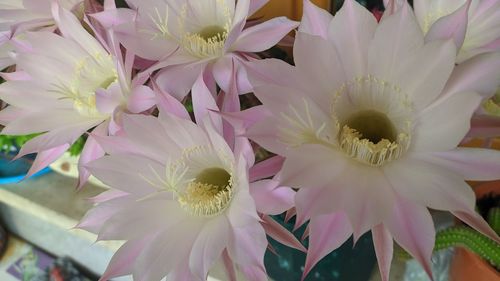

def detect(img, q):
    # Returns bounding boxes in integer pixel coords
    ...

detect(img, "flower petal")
[384,197,435,279]
[384,156,476,212]
[413,91,482,152]
[250,179,294,215]
[230,17,299,53]
[442,51,500,99]
[421,148,500,181]
[424,0,471,49]
[299,0,334,39]
[372,224,393,281]
[328,0,377,80]
[189,217,229,280]
[261,215,306,253]
[302,212,352,280]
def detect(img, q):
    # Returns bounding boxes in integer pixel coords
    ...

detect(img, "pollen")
[178,167,234,217]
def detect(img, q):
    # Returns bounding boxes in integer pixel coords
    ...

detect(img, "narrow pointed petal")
[221,250,237,281]
[127,85,156,114]
[372,224,393,281]
[153,80,190,120]
[249,155,284,182]
[424,0,471,49]
[248,0,268,16]
[77,122,107,189]
[99,235,153,281]
[303,213,352,280]
[230,17,299,53]
[300,0,334,39]
[26,144,70,178]
[155,62,203,101]
[384,197,435,279]
[250,180,294,215]
[453,209,500,244]
[192,73,222,133]
[421,148,500,181]
[261,215,306,253]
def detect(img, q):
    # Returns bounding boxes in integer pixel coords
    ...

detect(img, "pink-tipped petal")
[230,17,299,53]
[302,213,352,281]
[453,209,500,244]
[248,0,268,15]
[424,0,471,49]
[261,215,306,253]
[300,0,334,39]
[421,148,500,181]
[127,85,156,113]
[250,180,295,215]
[222,249,237,281]
[99,235,153,281]
[249,155,284,182]
[155,62,204,101]
[372,224,393,281]
[384,197,435,280]
[192,73,222,133]
[26,144,70,178]
[153,80,191,120]
[77,122,107,189]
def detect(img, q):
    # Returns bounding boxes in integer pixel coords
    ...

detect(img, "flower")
[0,0,83,69]
[246,0,500,280]
[113,0,298,108]
[78,107,270,281]
[413,0,500,63]
[0,4,155,185]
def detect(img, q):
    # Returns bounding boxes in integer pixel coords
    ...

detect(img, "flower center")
[178,167,233,217]
[56,53,117,118]
[181,25,228,58]
[332,76,413,167]
[339,110,410,167]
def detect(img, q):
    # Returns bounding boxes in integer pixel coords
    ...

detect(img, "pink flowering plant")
[0,0,499,280]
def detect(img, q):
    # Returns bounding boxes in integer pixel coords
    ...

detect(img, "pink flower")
[413,0,500,63]
[0,4,155,186]
[79,105,272,281]
[246,1,500,280]
[112,0,298,111]
[0,0,83,69]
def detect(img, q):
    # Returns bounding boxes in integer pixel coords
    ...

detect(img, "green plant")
[434,199,500,270]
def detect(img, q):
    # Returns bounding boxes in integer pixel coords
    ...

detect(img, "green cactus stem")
[488,207,500,236]
[434,226,500,269]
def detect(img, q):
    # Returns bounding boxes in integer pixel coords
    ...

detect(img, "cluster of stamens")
[332,76,413,166]
[52,53,117,118]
